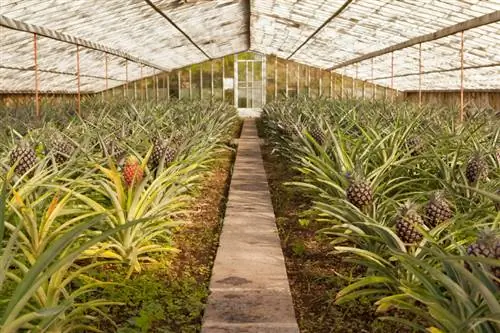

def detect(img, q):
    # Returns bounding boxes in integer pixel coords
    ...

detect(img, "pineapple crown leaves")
[475,228,499,248]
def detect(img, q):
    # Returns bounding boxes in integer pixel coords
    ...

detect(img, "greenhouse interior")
[0,1,499,332]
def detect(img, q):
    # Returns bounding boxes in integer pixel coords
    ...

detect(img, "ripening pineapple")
[150,138,177,169]
[9,143,38,176]
[395,203,424,244]
[424,192,453,228]
[346,174,373,209]
[277,122,294,137]
[466,230,500,283]
[52,139,74,164]
[406,136,423,156]
[123,156,144,187]
[466,153,489,184]
[308,126,325,146]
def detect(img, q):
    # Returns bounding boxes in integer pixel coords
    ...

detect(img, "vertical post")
[340,73,344,99]
[200,65,203,100]
[297,64,300,95]
[189,68,192,99]
[330,71,333,99]
[125,59,128,98]
[245,60,249,106]
[155,74,158,102]
[460,31,465,121]
[167,73,170,101]
[319,70,322,97]
[104,53,108,101]
[134,81,137,99]
[262,56,266,106]
[371,58,375,101]
[391,51,394,102]
[251,61,254,108]
[234,54,238,107]
[178,71,181,99]
[307,66,311,97]
[285,62,289,98]
[33,33,40,118]
[222,58,225,101]
[274,56,278,99]
[362,81,365,99]
[211,60,214,97]
[419,43,422,107]
[145,69,149,101]
[76,44,81,115]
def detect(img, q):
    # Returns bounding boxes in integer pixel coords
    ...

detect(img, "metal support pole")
[297,64,300,95]
[104,53,108,101]
[33,33,40,118]
[285,62,289,98]
[460,31,465,121]
[145,70,149,101]
[222,58,225,101]
[262,56,266,106]
[371,58,375,101]
[200,65,203,100]
[391,51,394,102]
[178,71,181,99]
[155,74,158,102]
[274,56,278,99]
[330,71,333,98]
[307,67,311,97]
[134,81,137,99]
[125,59,128,98]
[319,70,322,97]
[76,44,81,115]
[340,73,344,99]
[211,61,214,97]
[419,43,422,107]
[234,54,238,107]
[189,68,192,100]
[362,80,365,99]
[167,73,170,101]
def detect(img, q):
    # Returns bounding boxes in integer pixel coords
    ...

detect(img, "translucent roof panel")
[1,0,499,92]
[252,0,500,90]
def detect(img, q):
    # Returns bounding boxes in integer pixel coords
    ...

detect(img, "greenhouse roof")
[0,0,499,93]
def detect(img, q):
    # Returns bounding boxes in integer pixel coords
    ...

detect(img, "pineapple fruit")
[346,174,373,209]
[123,156,144,187]
[9,143,38,176]
[406,136,423,156]
[309,126,325,146]
[52,138,74,164]
[150,138,176,170]
[395,203,424,244]
[465,154,489,184]
[466,230,500,284]
[424,192,453,228]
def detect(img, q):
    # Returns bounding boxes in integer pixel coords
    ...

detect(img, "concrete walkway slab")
[201,119,299,333]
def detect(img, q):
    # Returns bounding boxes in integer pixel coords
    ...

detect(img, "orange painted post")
[460,31,465,121]
[419,43,422,107]
[76,44,81,115]
[125,59,128,98]
[371,58,375,101]
[391,51,394,102]
[33,33,40,118]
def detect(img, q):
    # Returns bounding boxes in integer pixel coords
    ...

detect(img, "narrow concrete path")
[201,119,299,333]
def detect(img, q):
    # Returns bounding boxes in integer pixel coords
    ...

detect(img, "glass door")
[234,53,266,109]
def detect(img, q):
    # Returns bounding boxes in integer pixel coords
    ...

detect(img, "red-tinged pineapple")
[123,156,143,187]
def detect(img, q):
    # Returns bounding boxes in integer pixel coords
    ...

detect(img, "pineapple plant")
[9,143,38,176]
[123,156,144,187]
[395,203,424,244]
[465,153,489,184]
[406,136,423,156]
[495,189,500,212]
[423,192,453,228]
[466,230,500,284]
[346,173,373,209]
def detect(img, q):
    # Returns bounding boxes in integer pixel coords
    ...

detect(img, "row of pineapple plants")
[0,97,238,332]
[261,97,499,332]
